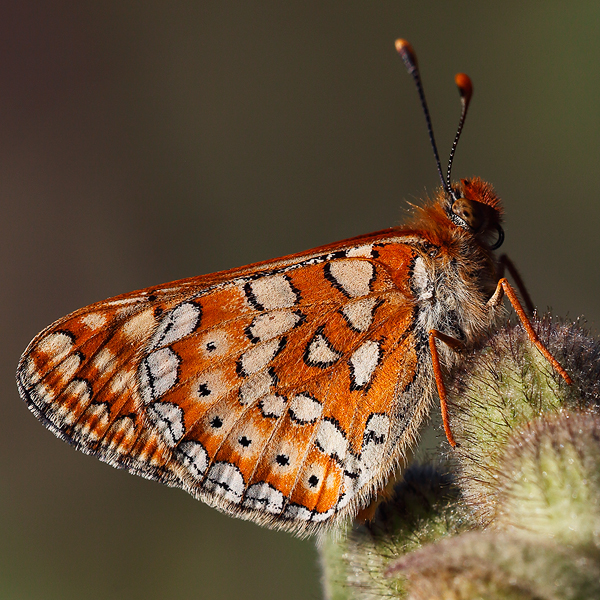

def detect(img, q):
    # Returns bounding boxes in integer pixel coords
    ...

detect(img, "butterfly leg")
[499,254,535,315]
[488,278,572,385]
[428,330,464,448]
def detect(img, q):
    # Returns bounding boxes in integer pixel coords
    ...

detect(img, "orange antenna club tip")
[395,39,417,72]
[455,73,473,102]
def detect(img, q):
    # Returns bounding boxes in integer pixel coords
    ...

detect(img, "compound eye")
[490,223,505,250]
[451,197,483,231]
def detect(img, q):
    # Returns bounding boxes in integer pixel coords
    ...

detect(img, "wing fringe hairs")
[320,315,600,600]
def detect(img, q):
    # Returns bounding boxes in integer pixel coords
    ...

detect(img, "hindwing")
[17,232,432,534]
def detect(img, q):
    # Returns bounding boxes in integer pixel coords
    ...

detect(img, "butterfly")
[16,39,571,536]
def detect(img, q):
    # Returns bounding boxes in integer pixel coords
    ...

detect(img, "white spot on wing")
[178,441,209,478]
[151,302,201,348]
[92,347,115,372]
[289,394,322,424]
[358,414,390,481]
[21,332,75,390]
[121,309,155,342]
[140,347,180,402]
[63,378,91,401]
[363,413,389,448]
[147,401,185,447]
[246,274,297,310]
[239,338,282,376]
[283,504,312,522]
[327,260,374,297]
[349,340,381,388]
[345,244,373,258]
[260,395,286,418]
[311,508,335,522]
[55,353,81,384]
[80,313,108,330]
[342,297,379,332]
[205,462,245,503]
[306,331,341,367]
[239,370,274,405]
[243,482,285,514]
[338,454,364,509]
[247,310,300,342]
[110,369,135,394]
[37,331,73,358]
[315,419,347,461]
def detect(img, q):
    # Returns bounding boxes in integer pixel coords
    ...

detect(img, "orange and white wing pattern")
[17,233,434,535]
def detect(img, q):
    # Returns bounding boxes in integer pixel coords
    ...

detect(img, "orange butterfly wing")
[17,231,433,534]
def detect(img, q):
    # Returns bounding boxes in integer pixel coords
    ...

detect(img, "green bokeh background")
[3,3,600,599]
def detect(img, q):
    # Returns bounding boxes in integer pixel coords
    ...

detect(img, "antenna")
[395,39,473,198]
[447,73,473,191]
[395,39,447,195]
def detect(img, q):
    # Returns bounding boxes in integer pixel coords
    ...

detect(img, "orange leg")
[488,278,573,385]
[499,255,535,315]
[428,330,463,448]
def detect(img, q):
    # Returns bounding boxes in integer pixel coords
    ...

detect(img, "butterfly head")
[396,40,505,252]
[446,177,504,250]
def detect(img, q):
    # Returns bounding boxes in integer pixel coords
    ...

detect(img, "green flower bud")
[447,317,600,517]
[495,411,600,547]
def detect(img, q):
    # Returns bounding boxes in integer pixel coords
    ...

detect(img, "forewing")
[17,235,424,534]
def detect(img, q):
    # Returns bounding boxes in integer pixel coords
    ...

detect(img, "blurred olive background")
[2,3,600,599]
